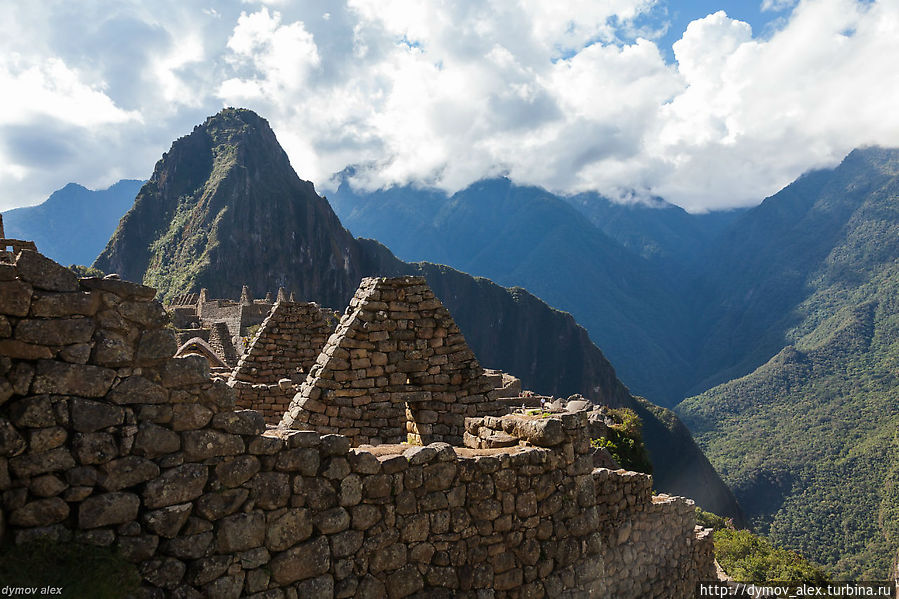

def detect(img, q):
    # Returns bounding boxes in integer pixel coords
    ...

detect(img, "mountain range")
[90,108,741,521]
[11,106,899,576]
[2,179,143,267]
[333,145,899,577]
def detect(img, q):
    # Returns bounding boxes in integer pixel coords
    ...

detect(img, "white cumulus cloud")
[0,0,898,213]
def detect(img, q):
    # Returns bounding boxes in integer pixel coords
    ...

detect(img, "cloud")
[0,0,898,213]
[761,0,798,12]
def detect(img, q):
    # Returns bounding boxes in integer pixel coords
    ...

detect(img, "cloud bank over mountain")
[1,0,897,212]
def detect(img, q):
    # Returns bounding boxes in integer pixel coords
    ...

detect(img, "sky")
[1,0,897,213]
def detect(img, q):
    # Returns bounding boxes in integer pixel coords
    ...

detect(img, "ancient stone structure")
[0,248,717,597]
[228,301,333,422]
[281,277,506,446]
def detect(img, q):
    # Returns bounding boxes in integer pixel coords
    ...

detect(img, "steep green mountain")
[95,107,742,521]
[332,177,695,406]
[3,179,142,266]
[678,147,899,577]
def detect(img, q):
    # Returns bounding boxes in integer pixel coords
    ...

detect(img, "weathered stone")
[79,492,140,528]
[96,334,138,373]
[348,450,380,474]
[0,419,26,457]
[266,508,312,551]
[58,343,92,364]
[15,317,94,345]
[182,430,245,461]
[171,403,214,431]
[118,534,160,562]
[339,474,362,507]
[9,395,55,428]
[196,489,249,521]
[387,565,424,599]
[314,506,350,534]
[211,410,266,435]
[162,531,213,559]
[187,555,232,586]
[144,503,193,538]
[32,360,115,397]
[8,362,34,395]
[204,572,245,599]
[403,445,437,465]
[118,300,168,327]
[357,575,387,599]
[100,456,160,491]
[29,473,66,497]
[144,464,208,508]
[270,536,330,584]
[215,455,260,487]
[370,543,407,572]
[10,497,69,527]
[133,422,181,457]
[108,375,168,404]
[161,355,209,387]
[140,557,186,590]
[330,529,364,559]
[72,432,118,464]
[216,511,265,553]
[0,280,32,317]
[30,291,100,317]
[71,398,124,432]
[320,434,351,456]
[351,504,381,530]
[363,474,392,498]
[247,472,290,509]
[423,462,457,491]
[296,575,334,598]
[0,339,53,360]
[80,277,156,300]
[275,447,319,475]
[16,250,78,291]
[401,513,429,542]
[136,329,178,364]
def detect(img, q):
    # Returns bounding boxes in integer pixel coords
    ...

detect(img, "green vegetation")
[0,539,140,598]
[715,529,830,584]
[68,264,105,278]
[696,508,830,584]
[679,148,899,578]
[591,407,653,474]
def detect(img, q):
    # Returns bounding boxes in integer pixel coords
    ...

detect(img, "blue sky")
[0,0,896,212]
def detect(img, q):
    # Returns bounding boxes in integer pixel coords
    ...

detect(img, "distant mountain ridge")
[94,107,742,521]
[678,147,899,577]
[3,180,142,266]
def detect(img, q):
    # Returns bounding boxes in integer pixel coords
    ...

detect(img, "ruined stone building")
[0,243,717,597]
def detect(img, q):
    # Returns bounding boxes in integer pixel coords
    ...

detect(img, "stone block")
[32,360,115,397]
[143,463,208,509]
[79,492,140,528]
[0,281,32,317]
[10,497,69,527]
[71,398,124,433]
[266,508,312,551]
[270,536,330,584]
[99,456,160,491]
[216,510,265,553]
[16,250,78,292]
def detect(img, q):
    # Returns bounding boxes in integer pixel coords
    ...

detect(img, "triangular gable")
[230,300,332,384]
[280,276,500,445]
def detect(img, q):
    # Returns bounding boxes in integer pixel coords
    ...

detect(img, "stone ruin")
[281,276,507,446]
[0,244,717,598]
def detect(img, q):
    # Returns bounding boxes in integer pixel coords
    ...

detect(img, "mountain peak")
[94,107,356,304]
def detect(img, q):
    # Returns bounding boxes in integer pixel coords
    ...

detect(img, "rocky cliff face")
[94,108,742,521]
[95,109,364,308]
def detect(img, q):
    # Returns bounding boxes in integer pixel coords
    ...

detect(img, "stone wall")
[0,250,716,597]
[230,301,331,385]
[281,277,506,446]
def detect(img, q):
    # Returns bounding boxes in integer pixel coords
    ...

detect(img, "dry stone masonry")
[228,301,333,422]
[280,277,506,446]
[0,247,716,598]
